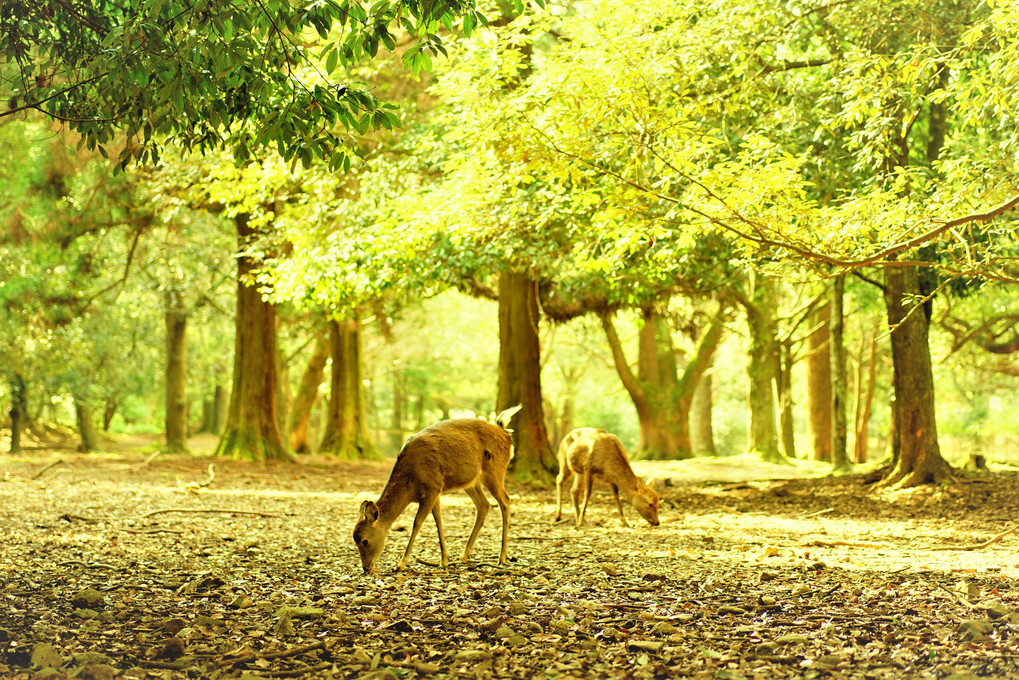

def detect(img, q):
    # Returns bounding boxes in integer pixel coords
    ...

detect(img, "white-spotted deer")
[353,406,521,573]
[555,428,660,528]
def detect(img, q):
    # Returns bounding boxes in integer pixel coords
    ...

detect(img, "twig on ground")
[932,524,1018,551]
[936,584,984,610]
[798,508,834,518]
[32,459,64,479]
[216,640,326,668]
[137,507,278,519]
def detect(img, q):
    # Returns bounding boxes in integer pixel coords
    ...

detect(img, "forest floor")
[2,432,1019,679]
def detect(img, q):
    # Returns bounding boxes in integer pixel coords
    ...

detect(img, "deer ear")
[359,500,380,522]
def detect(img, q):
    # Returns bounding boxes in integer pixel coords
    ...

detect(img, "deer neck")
[375,484,413,526]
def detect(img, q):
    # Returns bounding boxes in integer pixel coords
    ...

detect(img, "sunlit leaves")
[0,0,491,167]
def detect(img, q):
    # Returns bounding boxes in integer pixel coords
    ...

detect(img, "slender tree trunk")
[831,275,850,470]
[214,213,290,461]
[879,266,951,486]
[320,316,378,459]
[211,384,227,435]
[164,289,189,453]
[690,370,716,456]
[102,401,117,431]
[806,301,832,462]
[288,328,330,454]
[853,331,879,464]
[497,271,554,481]
[776,341,795,459]
[745,273,782,462]
[75,398,99,452]
[389,368,405,454]
[8,372,25,454]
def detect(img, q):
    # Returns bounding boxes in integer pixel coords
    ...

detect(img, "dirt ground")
[2,433,1018,679]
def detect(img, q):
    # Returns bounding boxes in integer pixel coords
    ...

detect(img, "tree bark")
[830,274,850,470]
[744,272,782,462]
[602,305,725,459]
[75,398,99,452]
[214,213,290,461]
[497,271,554,481]
[164,289,189,453]
[853,330,879,464]
[776,341,795,459]
[288,327,330,454]
[690,370,716,456]
[8,372,25,454]
[319,316,378,459]
[879,266,952,486]
[806,301,832,462]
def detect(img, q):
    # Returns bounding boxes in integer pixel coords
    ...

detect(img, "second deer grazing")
[555,427,660,528]
[353,405,521,573]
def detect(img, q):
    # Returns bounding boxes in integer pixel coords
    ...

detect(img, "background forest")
[3,0,1019,485]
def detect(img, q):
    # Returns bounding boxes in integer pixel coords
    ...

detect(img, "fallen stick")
[932,524,1018,551]
[136,507,278,519]
[32,459,64,480]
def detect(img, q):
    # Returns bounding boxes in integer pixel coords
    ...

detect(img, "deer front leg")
[431,497,450,567]
[398,495,438,570]
[610,484,629,527]
[461,483,491,564]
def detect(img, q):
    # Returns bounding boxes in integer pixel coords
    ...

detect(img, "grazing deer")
[555,428,660,528]
[353,405,521,573]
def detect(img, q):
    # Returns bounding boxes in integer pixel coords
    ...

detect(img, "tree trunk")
[806,301,832,462]
[164,289,189,453]
[75,398,99,452]
[879,266,952,486]
[8,372,25,454]
[690,370,716,456]
[102,400,117,431]
[745,273,782,462]
[830,274,850,470]
[776,341,795,458]
[389,367,405,454]
[319,316,378,459]
[214,213,290,461]
[289,328,330,454]
[602,305,725,459]
[853,330,879,464]
[496,271,554,481]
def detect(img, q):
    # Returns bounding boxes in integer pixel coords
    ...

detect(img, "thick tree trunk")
[602,306,724,459]
[289,328,330,454]
[164,289,189,453]
[8,372,25,454]
[690,370,716,456]
[101,400,117,431]
[830,275,850,470]
[214,213,290,461]
[879,266,952,486]
[745,273,782,462]
[320,316,378,459]
[497,271,554,481]
[75,398,99,452]
[806,301,832,462]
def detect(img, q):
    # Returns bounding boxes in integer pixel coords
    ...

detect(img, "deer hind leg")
[398,493,439,570]
[555,465,572,522]
[461,483,491,564]
[431,497,450,567]
[610,484,629,527]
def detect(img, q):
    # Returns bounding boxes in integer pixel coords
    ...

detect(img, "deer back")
[389,418,513,497]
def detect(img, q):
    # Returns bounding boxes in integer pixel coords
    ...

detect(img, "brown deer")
[555,428,660,528]
[353,405,521,573]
